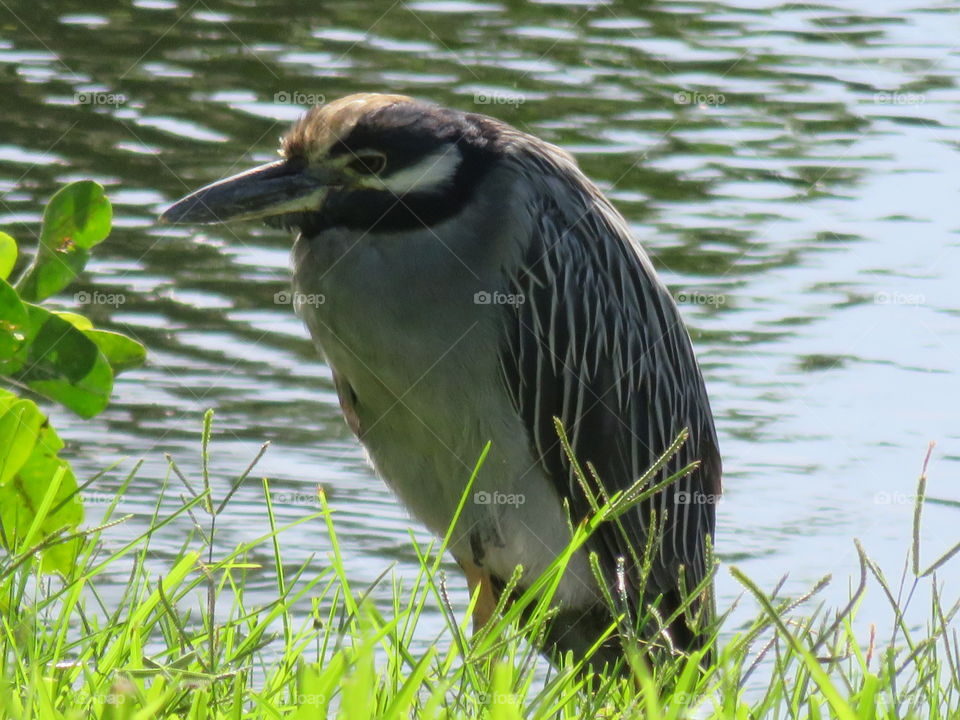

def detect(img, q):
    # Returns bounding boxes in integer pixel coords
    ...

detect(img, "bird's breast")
[285,189,600,609]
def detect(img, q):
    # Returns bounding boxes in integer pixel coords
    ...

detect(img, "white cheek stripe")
[370,145,462,194]
[237,187,330,221]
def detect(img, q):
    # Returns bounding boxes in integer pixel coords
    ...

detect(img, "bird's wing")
[498,174,721,641]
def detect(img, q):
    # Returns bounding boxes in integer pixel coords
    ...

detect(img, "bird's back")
[495,132,722,654]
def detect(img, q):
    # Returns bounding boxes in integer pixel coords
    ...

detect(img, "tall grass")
[0,414,957,718]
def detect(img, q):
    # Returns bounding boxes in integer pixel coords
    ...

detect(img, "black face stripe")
[314,148,495,232]
[301,103,505,233]
[327,103,492,170]
[328,126,443,176]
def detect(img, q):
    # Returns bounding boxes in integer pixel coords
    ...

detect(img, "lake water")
[1,0,958,677]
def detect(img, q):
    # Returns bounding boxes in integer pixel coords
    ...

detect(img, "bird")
[161,93,722,672]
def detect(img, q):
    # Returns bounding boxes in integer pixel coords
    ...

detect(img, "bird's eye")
[345,152,387,176]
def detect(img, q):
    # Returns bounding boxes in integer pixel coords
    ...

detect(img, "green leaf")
[15,181,112,302]
[52,310,93,331]
[84,329,146,373]
[0,392,44,486]
[11,304,114,418]
[0,231,16,280]
[53,311,146,374]
[0,410,83,574]
[488,662,523,720]
[0,278,29,362]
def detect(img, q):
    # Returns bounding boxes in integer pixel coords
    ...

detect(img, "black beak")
[159,160,343,225]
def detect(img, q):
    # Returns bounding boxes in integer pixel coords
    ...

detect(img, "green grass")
[1,413,958,719]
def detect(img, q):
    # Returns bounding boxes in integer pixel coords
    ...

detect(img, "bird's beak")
[159,159,343,225]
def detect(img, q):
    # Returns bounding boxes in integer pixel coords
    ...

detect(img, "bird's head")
[160,93,503,233]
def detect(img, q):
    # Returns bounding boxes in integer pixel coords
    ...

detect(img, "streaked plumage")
[161,93,722,670]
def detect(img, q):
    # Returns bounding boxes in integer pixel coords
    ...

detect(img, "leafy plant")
[0,181,145,573]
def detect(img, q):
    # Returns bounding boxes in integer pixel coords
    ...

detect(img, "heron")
[161,93,722,671]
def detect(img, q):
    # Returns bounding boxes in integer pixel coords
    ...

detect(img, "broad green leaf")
[15,181,112,302]
[13,304,114,418]
[55,311,146,374]
[0,231,15,280]
[41,181,111,250]
[53,310,93,331]
[84,329,146,373]
[0,278,29,361]
[0,414,83,574]
[0,395,44,485]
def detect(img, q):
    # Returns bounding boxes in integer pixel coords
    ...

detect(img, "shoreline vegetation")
[1,411,957,719]
[2,185,958,718]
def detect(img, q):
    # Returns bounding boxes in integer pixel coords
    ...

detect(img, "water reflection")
[1,0,958,672]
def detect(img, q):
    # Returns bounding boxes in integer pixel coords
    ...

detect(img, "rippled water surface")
[2,0,959,667]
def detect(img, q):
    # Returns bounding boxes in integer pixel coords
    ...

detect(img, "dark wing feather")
[498,154,722,649]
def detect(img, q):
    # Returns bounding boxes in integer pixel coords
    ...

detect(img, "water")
[2,0,959,675]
